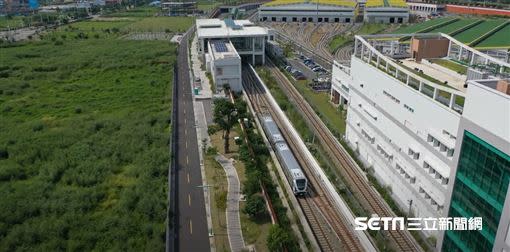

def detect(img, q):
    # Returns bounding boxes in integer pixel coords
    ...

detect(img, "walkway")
[215,155,246,252]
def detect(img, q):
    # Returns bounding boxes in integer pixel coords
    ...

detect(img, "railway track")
[242,65,364,252]
[264,58,424,252]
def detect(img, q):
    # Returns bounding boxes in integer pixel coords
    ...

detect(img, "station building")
[196,18,269,91]
[363,0,409,23]
[330,32,509,242]
[258,0,356,23]
[205,40,242,91]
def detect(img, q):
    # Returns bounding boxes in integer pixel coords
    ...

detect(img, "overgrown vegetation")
[328,23,388,53]
[0,15,188,250]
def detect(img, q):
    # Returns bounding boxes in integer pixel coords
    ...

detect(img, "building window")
[282,17,287,22]
[263,17,267,21]
[216,67,223,75]
[292,17,297,22]
[308,17,313,22]
[302,17,306,22]
[427,134,433,142]
[404,104,414,113]
[410,177,416,184]
[271,17,276,22]
[318,17,323,22]
[324,17,329,22]
[447,148,454,157]
[346,18,351,23]
[335,18,340,22]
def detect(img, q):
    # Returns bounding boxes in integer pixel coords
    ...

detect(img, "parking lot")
[283,54,331,92]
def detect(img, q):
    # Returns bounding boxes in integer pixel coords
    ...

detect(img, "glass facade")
[442,130,510,252]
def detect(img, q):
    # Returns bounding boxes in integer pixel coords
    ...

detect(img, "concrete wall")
[364,9,409,23]
[211,58,242,91]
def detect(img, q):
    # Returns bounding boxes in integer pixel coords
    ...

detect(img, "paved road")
[174,30,210,252]
[215,155,245,252]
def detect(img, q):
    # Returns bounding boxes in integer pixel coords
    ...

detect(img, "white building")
[436,78,510,252]
[196,18,269,65]
[206,40,242,92]
[258,0,355,23]
[330,33,510,240]
[406,2,445,16]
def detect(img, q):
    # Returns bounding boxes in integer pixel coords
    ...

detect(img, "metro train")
[261,115,308,196]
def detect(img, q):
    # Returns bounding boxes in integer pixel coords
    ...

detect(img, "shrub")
[244,194,267,219]
[0,148,8,160]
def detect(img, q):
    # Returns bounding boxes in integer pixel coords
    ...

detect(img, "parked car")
[284,65,292,72]
[304,59,313,64]
[299,55,306,60]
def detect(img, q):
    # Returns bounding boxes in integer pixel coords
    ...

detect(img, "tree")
[213,98,237,153]
[244,194,267,218]
[267,225,298,252]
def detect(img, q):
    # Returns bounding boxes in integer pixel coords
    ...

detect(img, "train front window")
[296,179,306,190]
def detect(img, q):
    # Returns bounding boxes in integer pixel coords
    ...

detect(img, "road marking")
[186,156,189,165]
[185,141,188,149]
[189,220,193,235]
[187,173,190,183]
[184,118,187,125]
[184,109,186,115]
[184,128,187,136]
[188,194,191,206]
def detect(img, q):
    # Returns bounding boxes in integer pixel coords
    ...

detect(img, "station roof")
[263,0,356,8]
[365,0,407,8]
[196,19,268,39]
[209,40,240,60]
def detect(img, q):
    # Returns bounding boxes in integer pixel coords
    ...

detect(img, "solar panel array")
[213,41,228,53]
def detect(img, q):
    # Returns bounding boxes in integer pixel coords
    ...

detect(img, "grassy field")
[476,23,510,48]
[328,36,350,53]
[393,17,456,34]
[329,23,386,53]
[124,17,195,33]
[103,6,160,17]
[0,15,190,250]
[0,16,25,30]
[430,59,468,75]
[427,19,479,34]
[452,19,506,43]
[290,78,346,134]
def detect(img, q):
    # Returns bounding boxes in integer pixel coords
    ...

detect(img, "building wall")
[446,4,510,17]
[211,58,242,91]
[343,56,464,237]
[438,80,510,251]
[258,3,355,23]
[410,38,449,62]
[364,9,409,23]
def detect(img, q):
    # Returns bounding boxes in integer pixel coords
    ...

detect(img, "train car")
[261,115,285,144]
[274,142,308,196]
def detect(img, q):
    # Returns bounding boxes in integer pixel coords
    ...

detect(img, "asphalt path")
[174,30,210,252]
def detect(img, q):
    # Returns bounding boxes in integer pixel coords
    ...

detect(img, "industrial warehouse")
[258,0,409,23]
[258,0,356,23]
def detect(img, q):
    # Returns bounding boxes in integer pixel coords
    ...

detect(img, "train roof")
[262,116,285,142]
[275,143,306,179]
